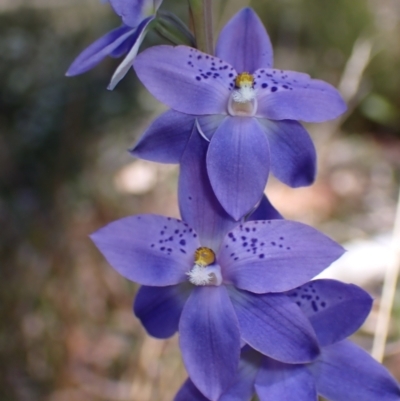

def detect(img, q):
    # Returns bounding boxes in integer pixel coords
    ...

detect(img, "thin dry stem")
[372,186,400,361]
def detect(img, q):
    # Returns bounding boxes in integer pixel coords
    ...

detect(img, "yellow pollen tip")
[194,247,216,267]
[235,72,254,88]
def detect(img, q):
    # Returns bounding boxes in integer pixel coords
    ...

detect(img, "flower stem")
[371,185,400,362]
[188,0,214,54]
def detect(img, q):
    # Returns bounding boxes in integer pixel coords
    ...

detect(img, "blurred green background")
[1,0,400,400]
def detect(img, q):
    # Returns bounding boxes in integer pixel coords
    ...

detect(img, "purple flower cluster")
[69,3,400,401]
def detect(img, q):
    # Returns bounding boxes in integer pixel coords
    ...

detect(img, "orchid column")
[67,1,400,401]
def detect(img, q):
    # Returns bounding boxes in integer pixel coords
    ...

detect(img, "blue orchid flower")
[66,0,162,89]
[90,129,344,401]
[175,279,400,401]
[131,7,347,220]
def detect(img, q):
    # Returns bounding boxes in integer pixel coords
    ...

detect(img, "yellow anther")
[194,247,216,267]
[235,72,254,88]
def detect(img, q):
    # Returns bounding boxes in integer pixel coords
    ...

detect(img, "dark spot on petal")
[261,83,268,88]
[180,239,186,246]
[259,254,264,259]
[271,87,278,92]
[311,301,318,312]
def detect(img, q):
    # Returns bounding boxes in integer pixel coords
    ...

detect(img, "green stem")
[188,0,214,54]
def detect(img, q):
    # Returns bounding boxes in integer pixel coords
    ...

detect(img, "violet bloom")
[91,132,344,400]
[132,7,346,220]
[176,279,400,401]
[66,0,162,89]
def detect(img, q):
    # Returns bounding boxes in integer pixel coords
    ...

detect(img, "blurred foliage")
[253,0,400,137]
[0,0,399,400]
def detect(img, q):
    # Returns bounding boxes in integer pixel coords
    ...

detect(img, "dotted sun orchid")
[175,280,400,401]
[90,130,345,401]
[66,0,162,89]
[131,7,347,221]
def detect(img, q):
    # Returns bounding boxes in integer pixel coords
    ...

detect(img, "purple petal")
[255,357,317,401]
[130,110,194,163]
[219,346,262,401]
[248,195,283,221]
[219,220,344,293]
[287,279,373,346]
[207,116,270,221]
[109,0,150,27]
[255,69,347,122]
[109,31,137,58]
[66,26,136,76]
[258,119,316,187]
[312,341,400,401]
[90,215,200,286]
[107,16,154,90]
[229,288,319,363]
[174,379,209,401]
[133,45,234,115]
[133,283,191,339]
[197,114,225,141]
[179,125,238,251]
[216,8,273,72]
[179,286,240,401]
